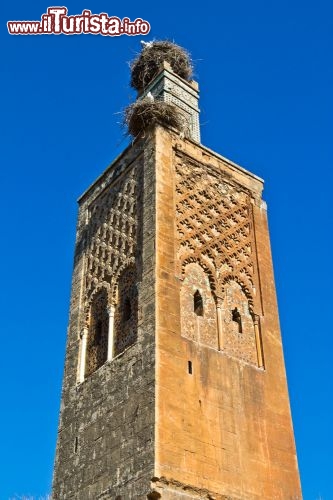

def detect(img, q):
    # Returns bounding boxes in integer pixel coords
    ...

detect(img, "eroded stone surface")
[53,126,301,499]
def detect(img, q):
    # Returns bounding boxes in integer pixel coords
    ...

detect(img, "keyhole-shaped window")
[123,297,131,322]
[232,307,242,333]
[194,290,203,316]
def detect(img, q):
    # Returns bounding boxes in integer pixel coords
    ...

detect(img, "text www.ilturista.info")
[7,7,151,36]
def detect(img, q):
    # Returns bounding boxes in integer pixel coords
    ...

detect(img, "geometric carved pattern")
[176,155,259,365]
[84,162,142,314]
[176,157,255,306]
[76,161,143,377]
[85,288,109,377]
[180,263,218,349]
[114,265,138,356]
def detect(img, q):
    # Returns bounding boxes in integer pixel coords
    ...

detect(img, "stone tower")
[52,42,302,499]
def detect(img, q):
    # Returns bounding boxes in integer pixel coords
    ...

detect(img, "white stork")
[140,40,154,49]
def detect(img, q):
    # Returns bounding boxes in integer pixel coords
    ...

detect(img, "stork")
[140,40,154,49]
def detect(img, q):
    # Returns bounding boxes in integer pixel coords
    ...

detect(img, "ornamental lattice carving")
[176,155,259,364]
[84,162,142,311]
[176,157,255,303]
[81,162,142,370]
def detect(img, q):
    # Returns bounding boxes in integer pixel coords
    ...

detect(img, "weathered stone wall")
[154,126,302,499]
[52,138,156,499]
[53,124,301,499]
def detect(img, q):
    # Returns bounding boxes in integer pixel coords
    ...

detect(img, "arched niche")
[85,288,109,377]
[180,262,218,349]
[113,265,138,356]
[221,279,257,365]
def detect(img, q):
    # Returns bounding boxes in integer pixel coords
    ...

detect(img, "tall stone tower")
[52,42,302,499]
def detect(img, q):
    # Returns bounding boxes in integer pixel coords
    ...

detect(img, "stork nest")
[130,41,193,91]
[124,99,186,138]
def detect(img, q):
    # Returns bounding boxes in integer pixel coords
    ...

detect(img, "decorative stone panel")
[83,161,142,326]
[175,153,260,365]
[180,263,218,349]
[221,280,257,365]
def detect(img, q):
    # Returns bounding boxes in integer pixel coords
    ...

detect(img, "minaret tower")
[53,41,302,499]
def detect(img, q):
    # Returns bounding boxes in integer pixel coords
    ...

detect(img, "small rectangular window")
[188,361,193,374]
[74,436,78,453]
[194,290,203,316]
[232,307,242,333]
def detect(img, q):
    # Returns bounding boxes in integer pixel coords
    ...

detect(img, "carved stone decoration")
[81,162,142,365]
[175,157,255,298]
[113,265,138,356]
[83,161,142,315]
[176,155,260,365]
[85,288,109,377]
[164,93,193,137]
[180,263,218,349]
[222,280,257,365]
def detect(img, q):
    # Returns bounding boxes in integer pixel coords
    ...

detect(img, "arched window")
[114,266,138,356]
[194,290,203,316]
[85,289,109,377]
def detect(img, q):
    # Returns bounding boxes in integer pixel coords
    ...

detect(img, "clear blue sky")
[1,1,332,499]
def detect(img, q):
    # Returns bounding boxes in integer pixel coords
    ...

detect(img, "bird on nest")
[140,40,154,49]
[145,92,154,101]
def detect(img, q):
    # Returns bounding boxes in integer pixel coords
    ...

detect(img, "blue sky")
[1,1,332,498]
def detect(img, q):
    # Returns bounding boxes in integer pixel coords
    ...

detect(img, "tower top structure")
[126,40,200,142]
[52,41,302,500]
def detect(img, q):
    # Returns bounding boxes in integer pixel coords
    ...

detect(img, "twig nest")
[124,99,186,138]
[130,41,192,91]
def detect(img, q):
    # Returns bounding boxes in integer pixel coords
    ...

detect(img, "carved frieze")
[176,155,260,364]
[84,161,142,315]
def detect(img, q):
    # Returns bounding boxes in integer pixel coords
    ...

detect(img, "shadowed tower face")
[52,42,302,499]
